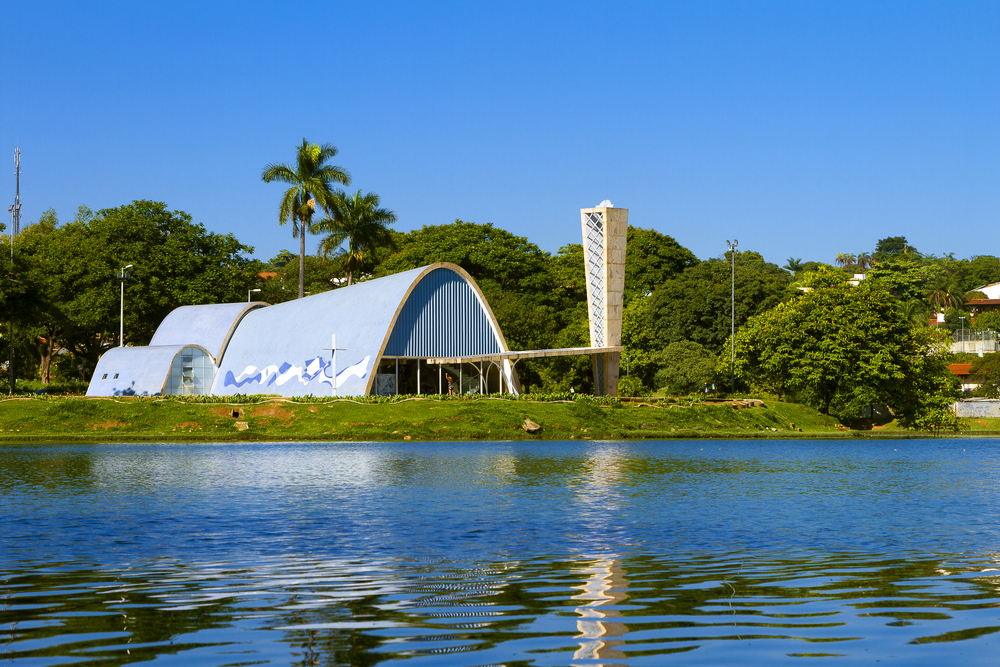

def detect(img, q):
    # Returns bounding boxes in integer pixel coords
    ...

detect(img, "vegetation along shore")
[2,393,996,444]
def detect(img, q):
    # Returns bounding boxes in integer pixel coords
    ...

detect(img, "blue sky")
[2,1,997,267]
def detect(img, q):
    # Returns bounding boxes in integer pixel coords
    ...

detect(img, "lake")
[1,439,999,665]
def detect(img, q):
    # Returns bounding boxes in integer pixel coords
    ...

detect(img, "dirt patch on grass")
[175,422,202,430]
[90,420,125,429]
[248,403,294,423]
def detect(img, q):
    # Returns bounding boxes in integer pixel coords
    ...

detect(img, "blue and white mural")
[223,355,372,392]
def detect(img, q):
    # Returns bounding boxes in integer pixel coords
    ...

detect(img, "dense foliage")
[2,202,257,383]
[643,252,795,360]
[726,279,959,427]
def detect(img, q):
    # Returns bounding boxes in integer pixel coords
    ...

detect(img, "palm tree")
[925,277,962,314]
[897,298,928,327]
[856,252,873,271]
[835,252,856,268]
[262,139,351,298]
[315,190,397,286]
[783,257,804,275]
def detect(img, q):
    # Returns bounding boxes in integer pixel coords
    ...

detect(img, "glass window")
[164,347,216,396]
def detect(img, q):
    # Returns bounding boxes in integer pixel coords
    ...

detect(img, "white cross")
[323,334,346,396]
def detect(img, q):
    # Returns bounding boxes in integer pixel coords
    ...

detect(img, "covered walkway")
[372,345,624,396]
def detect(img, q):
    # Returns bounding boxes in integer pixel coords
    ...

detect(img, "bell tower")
[581,201,627,396]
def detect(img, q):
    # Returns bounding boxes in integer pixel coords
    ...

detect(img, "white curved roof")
[150,302,265,361]
[211,263,507,397]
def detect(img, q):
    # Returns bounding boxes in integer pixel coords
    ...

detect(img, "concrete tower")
[581,201,627,396]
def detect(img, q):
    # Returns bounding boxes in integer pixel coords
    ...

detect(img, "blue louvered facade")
[384,268,502,357]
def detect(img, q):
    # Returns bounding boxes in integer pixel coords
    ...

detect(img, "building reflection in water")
[573,558,629,665]
[568,447,632,663]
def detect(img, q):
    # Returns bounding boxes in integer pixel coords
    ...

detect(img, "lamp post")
[248,288,261,302]
[960,316,966,353]
[119,264,133,347]
[7,203,19,395]
[9,147,21,394]
[726,239,738,393]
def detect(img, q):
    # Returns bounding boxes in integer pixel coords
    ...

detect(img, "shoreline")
[0,395,986,444]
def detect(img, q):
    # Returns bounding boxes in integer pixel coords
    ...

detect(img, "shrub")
[616,375,647,397]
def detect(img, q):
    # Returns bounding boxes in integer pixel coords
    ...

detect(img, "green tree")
[623,226,697,296]
[254,255,344,305]
[265,249,297,270]
[14,209,71,382]
[261,139,351,298]
[620,295,659,389]
[316,190,397,286]
[654,340,717,395]
[875,235,915,258]
[925,275,963,314]
[973,311,1000,332]
[725,280,958,426]
[797,265,850,289]
[783,257,805,275]
[15,201,257,382]
[376,220,551,294]
[897,298,929,327]
[864,258,927,302]
[0,231,37,386]
[645,255,795,353]
[955,255,1000,293]
[970,353,1000,398]
[835,252,856,268]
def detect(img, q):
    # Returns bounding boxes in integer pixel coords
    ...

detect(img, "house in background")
[964,282,1000,319]
[947,363,979,394]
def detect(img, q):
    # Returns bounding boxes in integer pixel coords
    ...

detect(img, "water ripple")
[2,439,1000,664]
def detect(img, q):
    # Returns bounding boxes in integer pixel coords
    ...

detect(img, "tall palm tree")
[835,252,856,268]
[315,190,397,286]
[855,252,873,271]
[925,277,962,314]
[261,139,351,298]
[897,298,928,327]
[783,257,804,275]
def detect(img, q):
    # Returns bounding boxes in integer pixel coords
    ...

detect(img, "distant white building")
[971,282,1000,299]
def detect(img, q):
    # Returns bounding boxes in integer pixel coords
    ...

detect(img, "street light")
[726,239,738,393]
[248,288,261,302]
[960,316,966,353]
[119,264,133,347]
[7,203,19,395]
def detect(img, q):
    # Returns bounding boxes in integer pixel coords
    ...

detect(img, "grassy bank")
[0,394,943,443]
